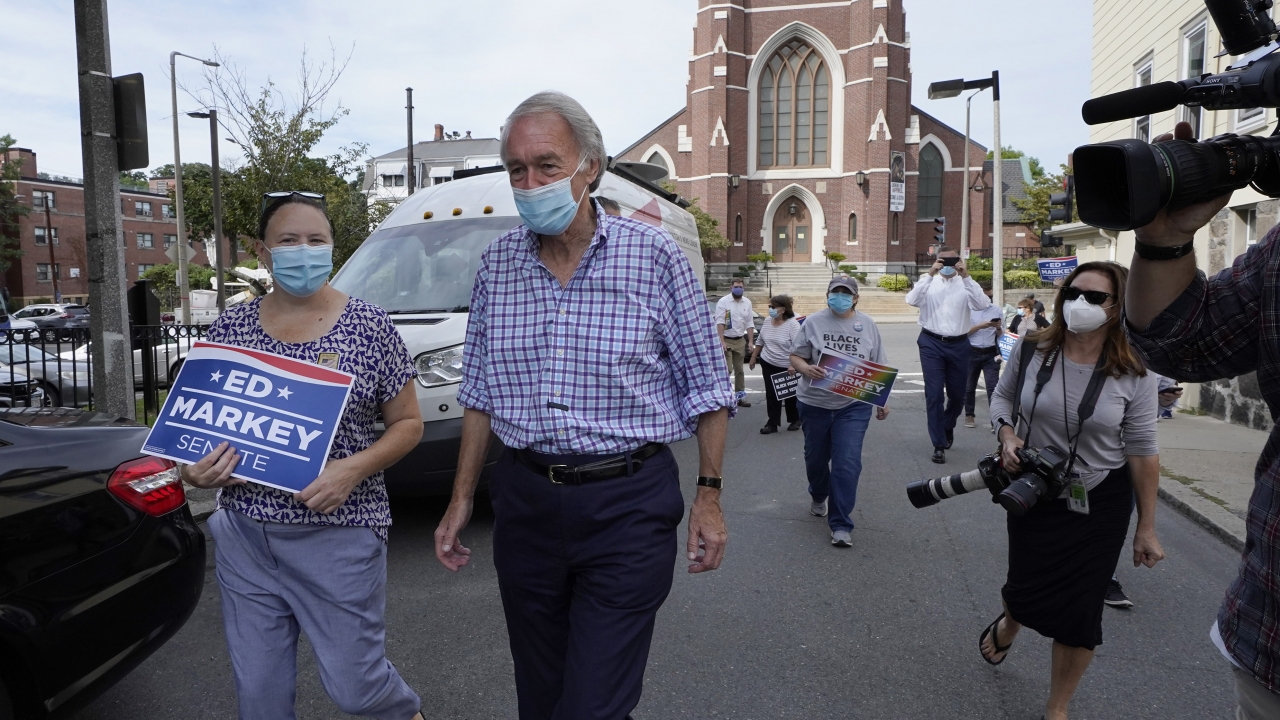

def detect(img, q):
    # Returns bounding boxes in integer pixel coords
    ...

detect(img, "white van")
[330,164,702,494]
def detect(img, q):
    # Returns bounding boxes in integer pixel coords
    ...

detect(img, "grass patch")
[1178,406,1209,416]
[1160,466,1197,485]
[1161,465,1229,508]
[134,388,169,427]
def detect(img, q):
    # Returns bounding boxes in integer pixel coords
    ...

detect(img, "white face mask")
[1063,298,1110,334]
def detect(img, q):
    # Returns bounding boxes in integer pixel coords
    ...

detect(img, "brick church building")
[617,0,996,271]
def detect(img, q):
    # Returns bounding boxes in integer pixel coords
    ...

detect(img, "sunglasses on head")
[260,190,326,215]
[1061,286,1115,306]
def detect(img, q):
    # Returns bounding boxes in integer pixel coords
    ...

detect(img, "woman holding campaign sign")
[179,192,427,720]
[749,293,801,434]
[789,276,892,548]
[981,261,1161,720]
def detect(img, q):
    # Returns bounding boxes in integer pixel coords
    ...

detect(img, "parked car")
[10,304,90,342]
[0,407,205,719]
[0,343,91,407]
[59,335,195,388]
[0,364,47,407]
[0,295,37,344]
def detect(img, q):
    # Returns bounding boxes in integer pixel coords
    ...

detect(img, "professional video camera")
[1074,0,1280,230]
[906,445,1073,516]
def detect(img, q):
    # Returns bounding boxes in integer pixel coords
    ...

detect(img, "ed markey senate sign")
[141,341,355,493]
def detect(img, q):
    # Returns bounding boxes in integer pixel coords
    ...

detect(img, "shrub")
[1005,270,1044,289]
[878,274,910,292]
[747,251,774,265]
[968,270,992,289]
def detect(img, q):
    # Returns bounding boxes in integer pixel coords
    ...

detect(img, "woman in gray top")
[980,261,1163,720]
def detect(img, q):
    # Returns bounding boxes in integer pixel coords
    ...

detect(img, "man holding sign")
[790,276,891,548]
[174,193,427,720]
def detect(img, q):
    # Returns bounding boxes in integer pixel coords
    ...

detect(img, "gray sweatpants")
[209,508,420,720]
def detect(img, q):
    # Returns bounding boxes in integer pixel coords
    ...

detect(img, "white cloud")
[2,0,1094,182]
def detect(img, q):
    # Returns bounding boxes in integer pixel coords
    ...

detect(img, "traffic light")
[1048,175,1075,223]
[933,217,946,244]
[1040,231,1064,247]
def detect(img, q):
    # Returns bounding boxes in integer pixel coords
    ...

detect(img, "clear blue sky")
[0,0,1093,180]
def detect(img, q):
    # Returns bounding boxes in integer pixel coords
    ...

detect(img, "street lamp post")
[927,71,1002,301]
[170,50,219,325]
[188,110,224,312]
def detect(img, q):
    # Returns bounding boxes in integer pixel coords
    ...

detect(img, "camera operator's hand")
[955,258,969,278]
[998,425,1024,472]
[928,259,943,277]
[1135,122,1232,247]
[1133,527,1165,568]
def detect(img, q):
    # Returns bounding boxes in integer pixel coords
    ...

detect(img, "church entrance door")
[771,198,812,263]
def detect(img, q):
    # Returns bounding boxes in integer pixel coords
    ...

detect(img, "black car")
[0,407,205,719]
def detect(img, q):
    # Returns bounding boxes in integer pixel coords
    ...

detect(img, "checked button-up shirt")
[457,202,736,455]
[1128,223,1280,693]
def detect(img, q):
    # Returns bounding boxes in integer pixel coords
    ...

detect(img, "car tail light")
[58,313,74,319]
[107,456,186,516]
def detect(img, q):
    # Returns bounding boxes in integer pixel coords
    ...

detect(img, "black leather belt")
[921,328,967,343]
[514,442,665,485]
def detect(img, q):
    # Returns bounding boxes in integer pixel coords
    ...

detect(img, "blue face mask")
[732,287,744,298]
[768,307,779,318]
[939,265,957,278]
[828,292,854,313]
[270,244,333,297]
[512,160,589,236]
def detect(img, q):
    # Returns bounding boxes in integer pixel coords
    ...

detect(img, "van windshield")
[331,216,520,313]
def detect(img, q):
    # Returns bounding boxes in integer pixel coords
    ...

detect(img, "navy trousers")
[964,345,1002,418]
[918,331,971,450]
[490,446,685,720]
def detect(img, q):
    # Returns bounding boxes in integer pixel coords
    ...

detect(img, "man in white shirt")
[715,278,755,407]
[904,247,988,463]
[964,288,1005,431]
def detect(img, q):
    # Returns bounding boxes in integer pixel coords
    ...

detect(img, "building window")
[734,214,742,245]
[917,144,944,219]
[164,234,177,248]
[162,203,173,218]
[848,213,858,244]
[137,232,154,249]
[758,39,829,168]
[34,227,59,245]
[135,201,153,217]
[646,151,669,175]
[155,180,169,193]
[138,263,155,278]
[36,263,59,282]
[1183,23,1207,139]
[32,191,54,209]
[381,174,405,187]
[1238,106,1265,130]
[1241,206,1259,245]
[1134,60,1153,142]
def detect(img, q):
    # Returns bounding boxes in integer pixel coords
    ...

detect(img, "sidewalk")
[1157,413,1269,551]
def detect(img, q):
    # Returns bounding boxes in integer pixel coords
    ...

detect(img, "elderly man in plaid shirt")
[433,91,735,720]
[1127,123,1280,719]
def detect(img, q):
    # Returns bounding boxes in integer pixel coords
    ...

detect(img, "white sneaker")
[810,499,827,517]
[831,530,852,548]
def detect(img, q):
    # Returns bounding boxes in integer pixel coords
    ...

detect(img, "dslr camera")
[1074,0,1280,230]
[906,445,1073,515]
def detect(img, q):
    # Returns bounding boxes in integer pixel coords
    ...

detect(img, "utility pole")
[960,94,973,257]
[406,87,415,196]
[211,109,224,313]
[991,70,1003,304]
[41,198,60,303]
[170,50,218,325]
[74,0,133,419]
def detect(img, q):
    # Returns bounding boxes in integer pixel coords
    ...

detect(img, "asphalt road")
[78,323,1243,719]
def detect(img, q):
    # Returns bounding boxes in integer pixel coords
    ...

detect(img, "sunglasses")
[260,190,326,215]
[1061,286,1115,306]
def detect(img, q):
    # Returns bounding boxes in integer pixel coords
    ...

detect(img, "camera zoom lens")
[997,475,1047,516]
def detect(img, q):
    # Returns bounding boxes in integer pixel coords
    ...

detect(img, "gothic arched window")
[918,143,944,219]
[646,151,668,175]
[758,39,829,168]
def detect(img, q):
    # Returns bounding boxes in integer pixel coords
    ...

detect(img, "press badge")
[316,352,340,369]
[1068,479,1090,515]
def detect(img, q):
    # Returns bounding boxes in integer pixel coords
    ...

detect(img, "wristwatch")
[697,476,724,489]
[1135,238,1195,261]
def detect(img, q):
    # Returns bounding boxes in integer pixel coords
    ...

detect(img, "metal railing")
[0,324,210,424]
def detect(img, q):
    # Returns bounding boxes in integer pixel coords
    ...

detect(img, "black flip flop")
[979,612,1012,666]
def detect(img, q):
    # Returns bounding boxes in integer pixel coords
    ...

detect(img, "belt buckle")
[547,464,568,485]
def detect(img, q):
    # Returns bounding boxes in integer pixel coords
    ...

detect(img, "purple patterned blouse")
[207,296,415,541]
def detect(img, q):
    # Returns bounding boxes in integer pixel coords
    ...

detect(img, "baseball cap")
[828,276,859,294]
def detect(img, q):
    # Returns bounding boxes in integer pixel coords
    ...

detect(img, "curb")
[190,500,216,524]
[1158,478,1245,552]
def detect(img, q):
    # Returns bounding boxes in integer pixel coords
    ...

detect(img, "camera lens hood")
[1075,140,1169,230]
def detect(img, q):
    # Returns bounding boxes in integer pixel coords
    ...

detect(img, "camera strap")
[1011,341,1109,473]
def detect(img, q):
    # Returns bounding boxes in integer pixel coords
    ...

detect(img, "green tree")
[986,145,1045,180]
[0,135,28,275]
[140,263,216,309]
[119,170,149,191]
[1012,163,1075,232]
[176,45,375,271]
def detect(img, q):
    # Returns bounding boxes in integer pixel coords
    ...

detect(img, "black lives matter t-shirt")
[790,308,886,409]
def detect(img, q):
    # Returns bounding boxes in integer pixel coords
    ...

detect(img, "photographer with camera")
[1125,122,1280,718]
[982,262,1163,720]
